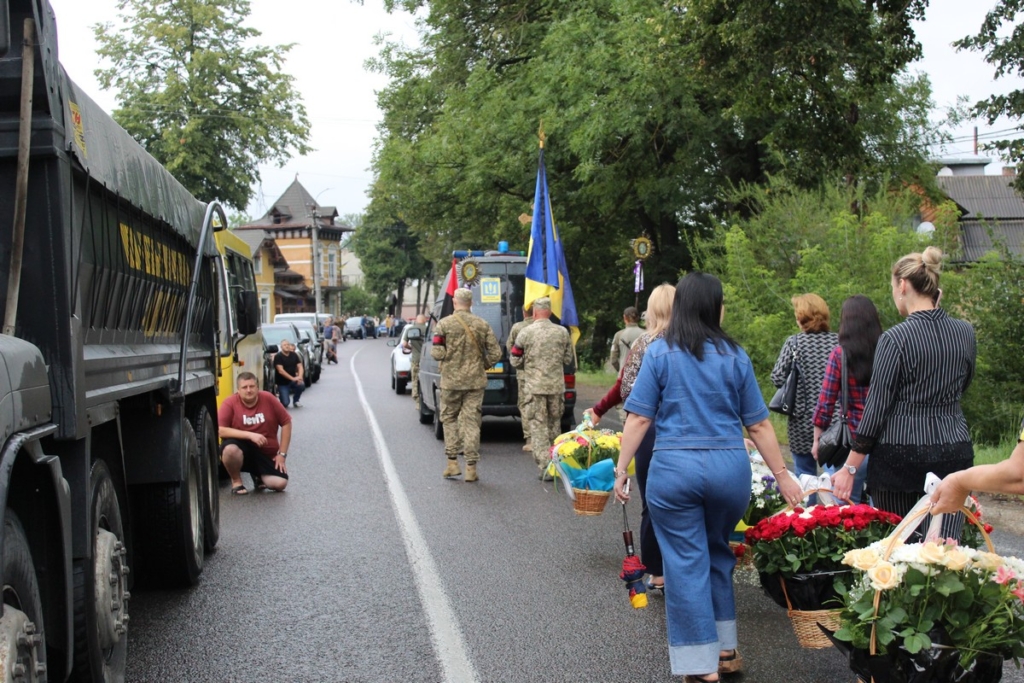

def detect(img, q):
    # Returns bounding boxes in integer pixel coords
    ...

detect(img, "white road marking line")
[350,350,479,683]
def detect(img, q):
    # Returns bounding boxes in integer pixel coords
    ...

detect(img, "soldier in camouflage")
[430,288,502,482]
[510,297,575,479]
[506,303,534,453]
[404,314,428,404]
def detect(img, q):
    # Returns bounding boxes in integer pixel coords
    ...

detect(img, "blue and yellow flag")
[525,145,579,346]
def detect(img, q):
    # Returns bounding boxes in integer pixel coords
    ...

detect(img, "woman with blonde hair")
[771,293,838,483]
[584,283,675,590]
[832,247,976,536]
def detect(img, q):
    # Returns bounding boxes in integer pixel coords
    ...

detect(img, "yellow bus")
[215,230,265,407]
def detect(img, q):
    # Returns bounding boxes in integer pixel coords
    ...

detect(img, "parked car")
[262,338,279,398]
[362,316,379,339]
[261,322,314,387]
[344,316,365,340]
[416,249,576,439]
[291,319,323,381]
[387,325,422,394]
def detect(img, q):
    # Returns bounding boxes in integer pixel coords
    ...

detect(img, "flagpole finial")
[538,120,546,149]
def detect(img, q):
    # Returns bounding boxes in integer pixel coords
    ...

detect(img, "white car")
[387,324,421,394]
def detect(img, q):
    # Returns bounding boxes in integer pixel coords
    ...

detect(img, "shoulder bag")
[818,348,853,468]
[768,338,799,415]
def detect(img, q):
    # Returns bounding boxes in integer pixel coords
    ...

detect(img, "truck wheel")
[417,385,433,425]
[432,389,444,440]
[560,413,575,434]
[72,459,128,683]
[396,378,407,395]
[193,406,220,552]
[1,511,47,683]
[135,422,204,588]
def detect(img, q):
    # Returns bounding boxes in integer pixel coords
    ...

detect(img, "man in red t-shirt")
[218,372,292,494]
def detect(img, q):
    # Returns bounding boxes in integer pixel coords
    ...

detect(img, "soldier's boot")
[464,462,478,483]
[522,440,532,452]
[443,458,461,479]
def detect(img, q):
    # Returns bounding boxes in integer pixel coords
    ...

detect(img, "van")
[274,312,323,335]
[416,250,577,439]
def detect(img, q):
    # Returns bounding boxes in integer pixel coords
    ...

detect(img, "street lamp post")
[309,190,330,317]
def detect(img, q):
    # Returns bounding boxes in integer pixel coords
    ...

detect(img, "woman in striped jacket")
[831,247,976,534]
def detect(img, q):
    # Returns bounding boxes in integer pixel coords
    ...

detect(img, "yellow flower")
[844,548,881,572]
[558,441,580,457]
[918,542,946,565]
[867,561,902,591]
[943,548,972,572]
[975,551,1006,571]
[596,435,620,451]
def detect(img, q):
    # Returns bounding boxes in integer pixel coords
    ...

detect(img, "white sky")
[47,0,1020,221]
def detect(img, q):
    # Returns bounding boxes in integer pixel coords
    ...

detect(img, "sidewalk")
[575,382,1024,536]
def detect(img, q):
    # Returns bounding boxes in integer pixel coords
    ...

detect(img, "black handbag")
[769,342,799,415]
[818,349,853,468]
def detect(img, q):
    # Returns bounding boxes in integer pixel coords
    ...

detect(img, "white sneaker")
[293,401,303,408]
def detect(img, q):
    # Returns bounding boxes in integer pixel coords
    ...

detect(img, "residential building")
[235,230,291,322]
[236,178,355,316]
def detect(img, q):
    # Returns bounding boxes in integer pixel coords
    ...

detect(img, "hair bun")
[922,246,943,274]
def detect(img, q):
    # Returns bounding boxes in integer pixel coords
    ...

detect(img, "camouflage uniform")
[507,317,534,448]
[610,323,643,371]
[510,317,575,470]
[430,309,502,466]
[407,322,428,402]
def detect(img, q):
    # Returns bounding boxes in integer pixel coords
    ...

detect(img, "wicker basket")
[572,488,611,516]
[729,541,754,570]
[780,576,842,649]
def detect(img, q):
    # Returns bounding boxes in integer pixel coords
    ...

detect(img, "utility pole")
[309,204,322,316]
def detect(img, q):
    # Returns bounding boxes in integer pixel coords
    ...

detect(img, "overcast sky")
[47,0,1019,221]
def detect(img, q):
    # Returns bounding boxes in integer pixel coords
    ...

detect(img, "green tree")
[340,284,378,316]
[351,212,432,314]
[369,0,940,364]
[955,0,1024,187]
[93,0,312,210]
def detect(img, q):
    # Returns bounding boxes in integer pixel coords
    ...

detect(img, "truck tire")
[2,511,47,683]
[72,459,128,683]
[396,378,407,395]
[432,389,444,440]
[417,385,433,425]
[135,422,204,588]
[193,406,220,552]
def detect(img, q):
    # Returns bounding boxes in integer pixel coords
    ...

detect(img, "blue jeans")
[277,380,304,407]
[823,454,870,504]
[647,448,750,676]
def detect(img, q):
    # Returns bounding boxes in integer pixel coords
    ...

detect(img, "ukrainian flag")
[525,144,580,346]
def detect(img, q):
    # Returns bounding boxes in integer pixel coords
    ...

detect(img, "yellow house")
[235,179,355,317]
[235,230,289,322]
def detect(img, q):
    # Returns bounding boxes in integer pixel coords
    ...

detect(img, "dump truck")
[0,1,260,680]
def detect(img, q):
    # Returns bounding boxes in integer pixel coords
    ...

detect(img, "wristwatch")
[278,452,287,458]
[844,463,857,475]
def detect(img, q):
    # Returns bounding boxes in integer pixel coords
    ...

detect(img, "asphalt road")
[124,339,1024,683]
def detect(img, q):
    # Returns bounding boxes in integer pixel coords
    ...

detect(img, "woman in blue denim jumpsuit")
[614,273,802,682]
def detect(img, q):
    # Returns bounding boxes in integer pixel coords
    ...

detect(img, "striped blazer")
[853,308,976,491]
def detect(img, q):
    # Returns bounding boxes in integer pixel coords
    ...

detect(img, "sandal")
[719,649,744,675]
[252,475,268,492]
[683,675,718,683]
[644,576,665,592]
[231,484,248,496]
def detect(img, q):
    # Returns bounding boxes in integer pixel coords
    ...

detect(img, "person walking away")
[507,303,534,453]
[832,247,975,540]
[770,294,838,485]
[218,372,291,494]
[511,297,575,480]
[811,296,882,503]
[613,273,802,682]
[405,314,428,405]
[609,306,643,372]
[585,282,675,591]
[430,288,502,482]
[274,339,305,408]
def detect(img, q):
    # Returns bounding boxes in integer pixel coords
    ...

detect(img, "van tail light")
[563,374,575,389]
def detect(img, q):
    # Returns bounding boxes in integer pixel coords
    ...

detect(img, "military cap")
[454,287,474,303]
[534,297,551,311]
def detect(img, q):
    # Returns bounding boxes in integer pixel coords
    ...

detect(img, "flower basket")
[831,501,1023,682]
[746,491,902,649]
[550,427,622,516]
[572,487,611,516]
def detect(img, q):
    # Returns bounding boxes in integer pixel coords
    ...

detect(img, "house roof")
[232,229,288,266]
[235,178,351,231]
[960,219,1024,261]
[936,175,1024,220]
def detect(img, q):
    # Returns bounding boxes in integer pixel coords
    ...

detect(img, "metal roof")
[936,175,1024,219]
[960,219,1024,261]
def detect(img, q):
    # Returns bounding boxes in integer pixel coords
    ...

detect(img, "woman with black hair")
[811,295,883,503]
[613,273,802,683]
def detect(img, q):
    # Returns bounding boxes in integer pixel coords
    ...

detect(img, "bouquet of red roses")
[746,504,902,576]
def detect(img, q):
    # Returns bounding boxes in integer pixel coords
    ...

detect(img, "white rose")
[867,561,903,591]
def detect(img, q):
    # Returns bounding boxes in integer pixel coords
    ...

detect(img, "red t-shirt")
[218,391,292,458]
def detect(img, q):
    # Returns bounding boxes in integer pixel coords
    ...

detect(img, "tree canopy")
[368,0,941,361]
[93,0,312,210]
